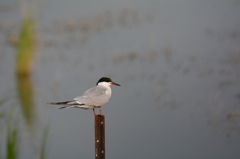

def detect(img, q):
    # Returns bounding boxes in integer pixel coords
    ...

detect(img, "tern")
[48,77,120,115]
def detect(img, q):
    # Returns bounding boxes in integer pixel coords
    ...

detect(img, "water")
[1,0,240,158]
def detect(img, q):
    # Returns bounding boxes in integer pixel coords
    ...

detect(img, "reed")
[15,13,36,127]
[6,115,19,159]
[39,125,50,159]
[16,15,35,77]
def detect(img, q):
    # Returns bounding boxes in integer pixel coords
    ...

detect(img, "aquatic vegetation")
[0,109,50,159]
[16,16,35,77]
[15,14,36,127]
[16,74,35,127]
[39,125,50,159]
[6,119,19,159]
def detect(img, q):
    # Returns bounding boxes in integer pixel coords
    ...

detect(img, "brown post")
[95,115,105,159]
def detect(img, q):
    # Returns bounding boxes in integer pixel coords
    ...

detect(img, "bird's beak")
[111,82,121,86]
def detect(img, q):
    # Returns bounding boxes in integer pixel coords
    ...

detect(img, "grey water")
[1,0,240,158]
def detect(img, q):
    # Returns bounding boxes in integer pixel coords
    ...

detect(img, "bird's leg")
[92,109,96,116]
[99,109,103,116]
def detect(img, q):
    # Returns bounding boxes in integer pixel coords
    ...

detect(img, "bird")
[48,77,120,115]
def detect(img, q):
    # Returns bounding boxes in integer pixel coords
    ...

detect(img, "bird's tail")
[58,105,72,109]
[48,101,72,105]
[58,104,85,109]
[48,101,85,110]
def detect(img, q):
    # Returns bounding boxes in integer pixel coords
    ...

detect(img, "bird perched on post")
[48,77,120,115]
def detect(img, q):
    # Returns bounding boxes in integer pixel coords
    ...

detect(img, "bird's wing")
[74,86,109,106]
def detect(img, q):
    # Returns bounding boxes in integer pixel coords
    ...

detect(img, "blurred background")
[0,0,240,158]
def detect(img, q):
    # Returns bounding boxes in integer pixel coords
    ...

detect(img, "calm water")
[1,0,240,158]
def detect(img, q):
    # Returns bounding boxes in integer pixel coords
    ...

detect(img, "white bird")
[48,77,120,115]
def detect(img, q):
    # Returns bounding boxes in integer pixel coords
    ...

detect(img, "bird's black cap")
[96,77,120,86]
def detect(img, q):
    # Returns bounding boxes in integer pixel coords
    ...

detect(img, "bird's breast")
[105,88,112,96]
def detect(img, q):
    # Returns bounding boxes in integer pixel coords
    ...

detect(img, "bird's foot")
[92,109,97,116]
[98,109,104,116]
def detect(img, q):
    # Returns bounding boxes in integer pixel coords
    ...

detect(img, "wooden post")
[95,115,105,159]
